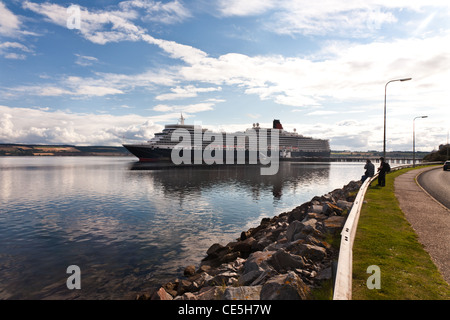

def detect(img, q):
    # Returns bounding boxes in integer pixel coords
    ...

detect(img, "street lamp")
[383,78,412,159]
[413,115,428,167]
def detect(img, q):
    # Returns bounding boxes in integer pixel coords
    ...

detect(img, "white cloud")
[0,2,21,36]
[119,0,192,24]
[3,68,178,98]
[216,0,450,36]
[156,85,222,100]
[217,0,276,17]
[0,105,170,145]
[23,1,145,45]
[306,110,339,116]
[74,54,98,66]
[0,41,33,60]
[3,84,123,98]
[153,102,215,113]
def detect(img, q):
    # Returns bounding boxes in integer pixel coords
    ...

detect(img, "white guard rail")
[332,162,442,300]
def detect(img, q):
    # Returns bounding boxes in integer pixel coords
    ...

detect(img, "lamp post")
[383,78,412,160]
[413,115,428,167]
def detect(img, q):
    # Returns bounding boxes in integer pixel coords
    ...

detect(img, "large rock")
[267,249,305,273]
[260,271,310,300]
[206,243,226,256]
[308,205,325,214]
[323,216,346,234]
[232,237,257,257]
[151,287,173,300]
[208,271,239,286]
[286,219,318,241]
[289,243,327,261]
[336,200,353,211]
[286,220,304,242]
[183,265,196,277]
[175,286,221,300]
[323,202,344,216]
[223,286,262,300]
[287,203,309,223]
[243,251,275,275]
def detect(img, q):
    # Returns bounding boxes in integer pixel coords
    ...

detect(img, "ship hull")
[123,145,172,162]
[123,145,330,163]
[124,145,268,163]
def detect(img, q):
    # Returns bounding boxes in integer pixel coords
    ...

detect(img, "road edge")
[415,166,450,212]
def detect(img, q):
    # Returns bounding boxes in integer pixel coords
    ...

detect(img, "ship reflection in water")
[0,157,364,299]
[129,161,331,201]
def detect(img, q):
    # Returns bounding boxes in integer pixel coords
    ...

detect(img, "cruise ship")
[123,115,330,163]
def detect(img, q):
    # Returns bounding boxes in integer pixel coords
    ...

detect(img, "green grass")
[352,166,450,300]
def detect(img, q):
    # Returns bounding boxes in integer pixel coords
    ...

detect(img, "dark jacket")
[365,161,375,177]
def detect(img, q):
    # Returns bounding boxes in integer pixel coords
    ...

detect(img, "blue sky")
[0,0,449,150]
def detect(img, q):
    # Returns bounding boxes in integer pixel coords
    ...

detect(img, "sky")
[0,0,449,151]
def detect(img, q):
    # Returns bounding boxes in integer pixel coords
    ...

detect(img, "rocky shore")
[137,180,362,300]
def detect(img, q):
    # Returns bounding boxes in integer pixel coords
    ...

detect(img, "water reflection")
[129,162,331,202]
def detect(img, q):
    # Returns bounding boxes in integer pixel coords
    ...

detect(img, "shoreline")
[136,180,362,300]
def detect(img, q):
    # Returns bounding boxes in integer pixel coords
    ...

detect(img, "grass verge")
[352,166,450,300]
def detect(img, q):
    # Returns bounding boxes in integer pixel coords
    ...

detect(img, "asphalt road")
[417,166,450,209]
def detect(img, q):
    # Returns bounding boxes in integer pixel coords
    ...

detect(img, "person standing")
[377,157,390,187]
[361,159,375,182]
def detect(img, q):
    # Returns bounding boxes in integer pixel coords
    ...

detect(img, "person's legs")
[379,173,386,186]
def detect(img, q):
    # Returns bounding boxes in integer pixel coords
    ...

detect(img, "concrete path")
[394,166,450,285]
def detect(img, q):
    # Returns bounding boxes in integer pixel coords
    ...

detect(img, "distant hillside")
[330,150,429,159]
[423,144,450,162]
[0,144,131,156]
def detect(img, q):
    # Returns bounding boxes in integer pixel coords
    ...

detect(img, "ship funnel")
[273,119,283,130]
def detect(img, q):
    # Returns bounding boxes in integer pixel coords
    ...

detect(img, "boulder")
[287,203,309,223]
[183,265,196,277]
[308,204,325,214]
[336,200,353,211]
[267,249,305,273]
[289,243,327,261]
[260,271,310,300]
[323,202,344,216]
[238,269,263,286]
[209,271,239,287]
[162,281,178,297]
[323,216,346,234]
[250,269,278,286]
[151,287,173,300]
[286,219,318,242]
[175,286,221,300]
[243,251,275,275]
[176,279,193,296]
[195,286,222,300]
[233,237,257,256]
[286,220,304,242]
[223,286,262,300]
[206,243,226,256]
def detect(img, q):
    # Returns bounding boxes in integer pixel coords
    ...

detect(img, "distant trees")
[423,144,450,162]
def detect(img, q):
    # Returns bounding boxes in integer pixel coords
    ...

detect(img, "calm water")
[0,157,366,299]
